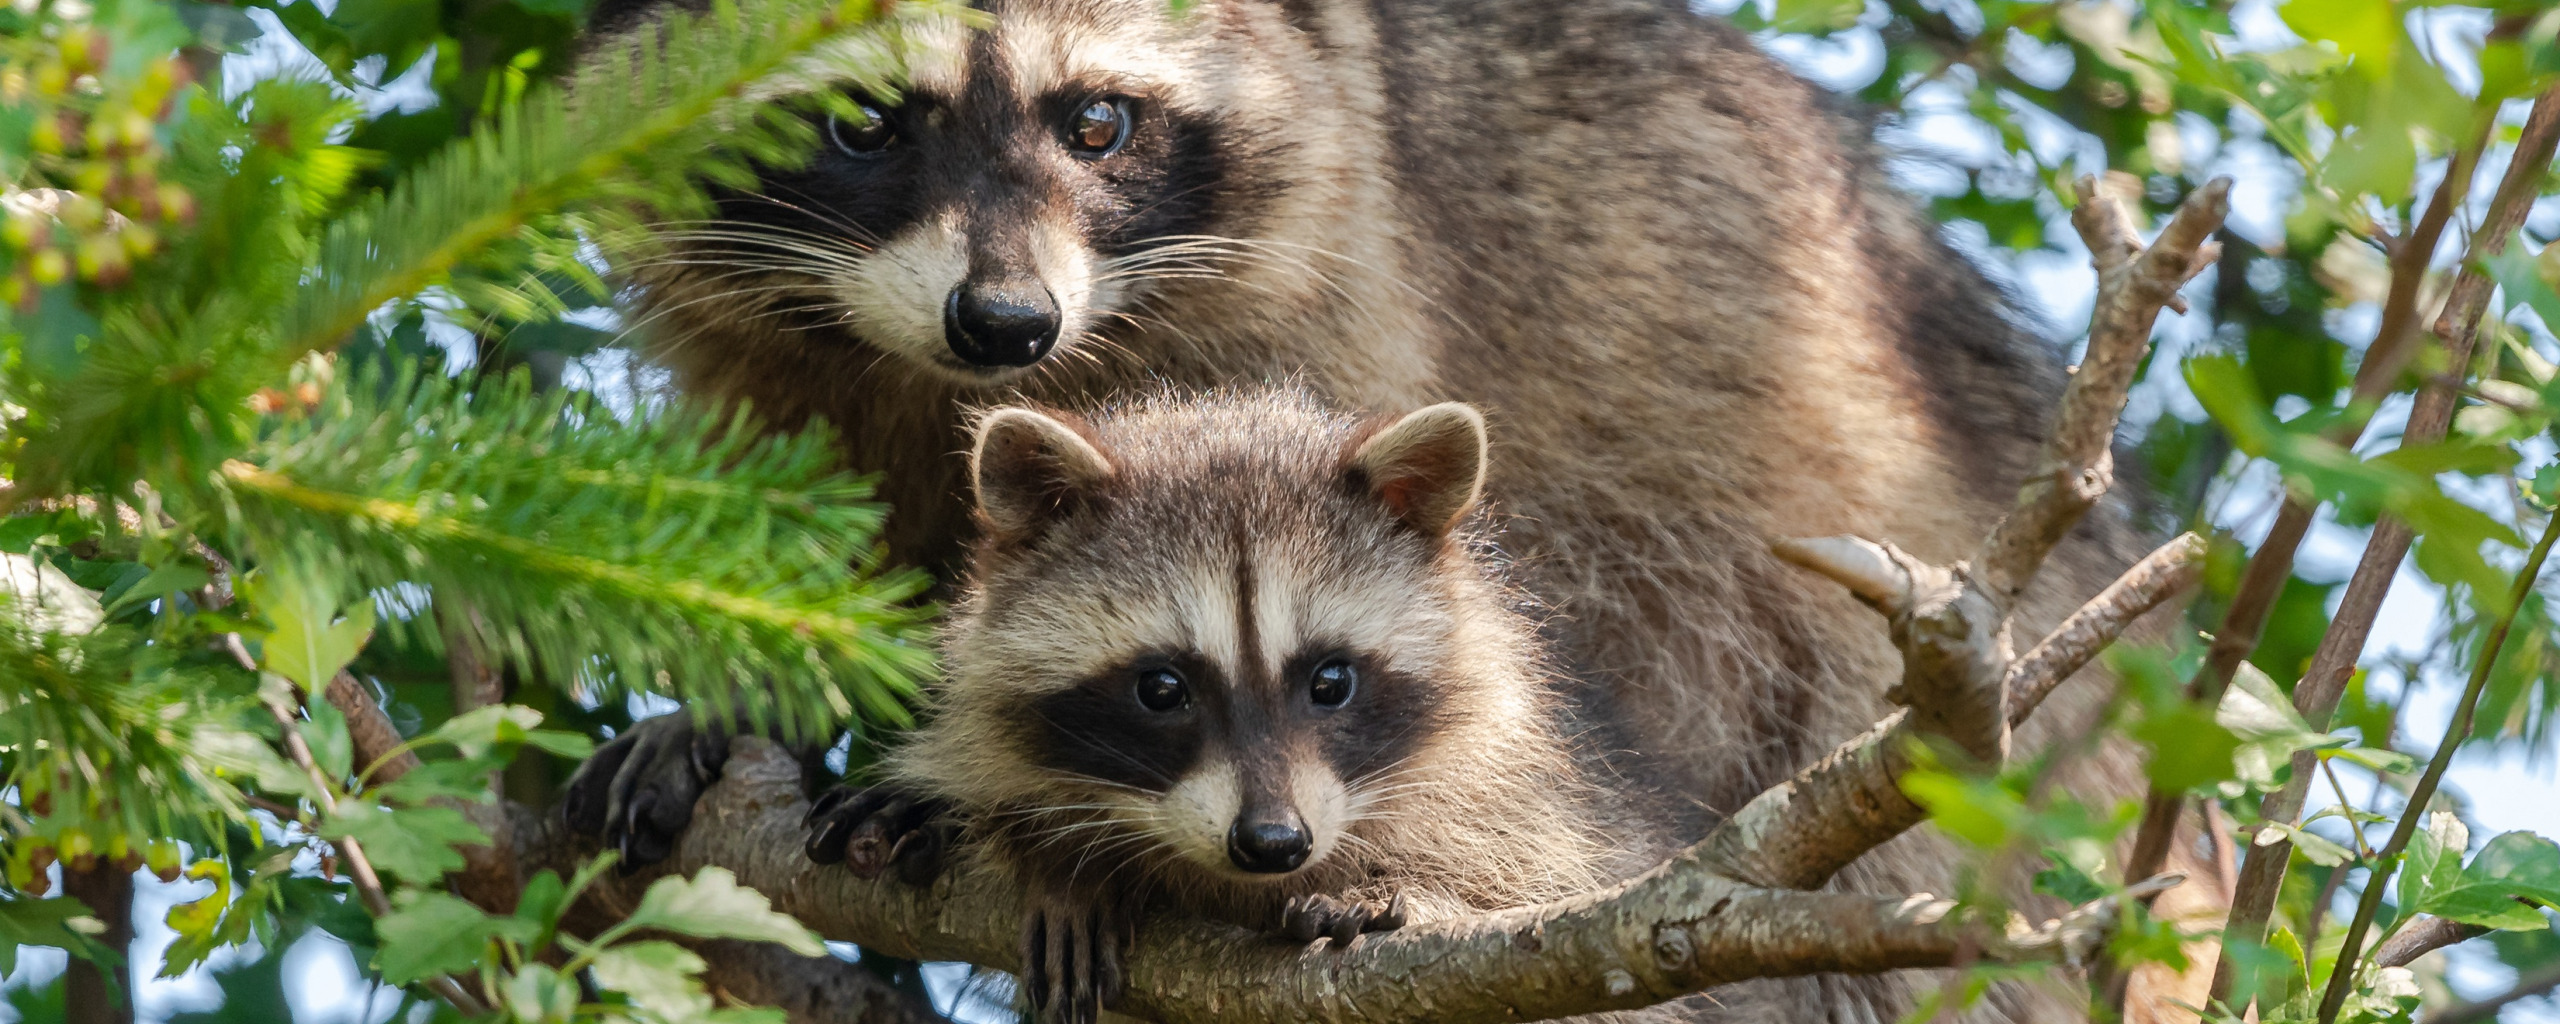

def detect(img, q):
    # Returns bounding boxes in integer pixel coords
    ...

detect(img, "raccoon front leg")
[561,714,735,870]
[803,783,958,886]
[564,713,835,871]
[1278,891,1409,946]
[1022,895,1131,1024]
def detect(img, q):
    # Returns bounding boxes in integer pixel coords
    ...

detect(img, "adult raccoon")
[811,389,1645,1024]
[563,0,2203,1018]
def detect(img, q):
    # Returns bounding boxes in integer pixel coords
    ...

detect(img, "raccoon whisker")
[607,281,831,344]
[1113,297,1220,367]
[739,183,894,247]
[647,221,877,255]
[1028,711,1182,788]
[686,187,887,247]
[640,238,868,275]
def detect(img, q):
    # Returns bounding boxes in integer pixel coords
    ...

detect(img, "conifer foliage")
[0,0,936,1017]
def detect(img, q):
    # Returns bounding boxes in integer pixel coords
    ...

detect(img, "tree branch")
[535,739,2147,1024]
[2209,84,2560,1006]
[311,655,941,1024]
[2316,509,2560,1023]
[1972,178,2225,606]
[2371,916,2488,969]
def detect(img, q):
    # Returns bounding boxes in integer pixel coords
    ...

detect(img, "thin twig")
[1972,179,2227,606]
[2209,84,2560,1005]
[2003,532,2206,721]
[221,635,492,1017]
[2315,509,2560,1024]
[2321,758,2373,861]
[2119,87,2530,943]
[2372,915,2488,968]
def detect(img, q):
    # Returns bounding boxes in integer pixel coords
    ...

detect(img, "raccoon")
[563,0,2213,1017]
[804,389,1631,1023]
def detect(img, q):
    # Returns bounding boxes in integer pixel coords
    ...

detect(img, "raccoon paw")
[1022,898,1130,1024]
[561,714,732,873]
[803,784,956,886]
[1280,891,1409,947]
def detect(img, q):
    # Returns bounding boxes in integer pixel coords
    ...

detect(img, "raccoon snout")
[1226,811,1312,874]
[944,280,1061,368]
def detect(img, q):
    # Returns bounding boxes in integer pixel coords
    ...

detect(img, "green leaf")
[499,964,583,1023]
[432,704,544,760]
[373,891,534,985]
[98,561,210,618]
[255,574,376,695]
[301,698,354,781]
[2402,811,2473,918]
[2487,235,2560,335]
[2279,0,2398,73]
[2327,745,2418,775]
[2033,858,2109,905]
[2220,663,2343,787]
[622,867,825,956]
[2415,831,2560,929]
[428,704,596,763]
[590,941,716,1020]
[2258,820,2355,867]
[513,870,569,956]
[2132,703,2246,793]
[320,802,489,883]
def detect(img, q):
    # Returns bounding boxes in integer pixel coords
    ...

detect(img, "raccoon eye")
[1309,659,1356,708]
[827,100,895,155]
[1065,97,1133,158]
[1134,668,1189,712]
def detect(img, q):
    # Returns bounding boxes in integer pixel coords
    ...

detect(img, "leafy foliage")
[0,0,933,1016]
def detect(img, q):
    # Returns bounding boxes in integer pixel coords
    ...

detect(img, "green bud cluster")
[1,27,196,306]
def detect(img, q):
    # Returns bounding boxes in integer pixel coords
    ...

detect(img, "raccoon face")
[930,397,1492,885]
[687,0,1284,383]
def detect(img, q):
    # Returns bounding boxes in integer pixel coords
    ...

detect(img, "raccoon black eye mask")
[802,390,1605,1024]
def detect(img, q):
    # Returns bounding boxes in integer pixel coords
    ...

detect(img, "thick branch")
[539,739,2122,1024]
[312,658,934,1024]
[1729,532,2200,891]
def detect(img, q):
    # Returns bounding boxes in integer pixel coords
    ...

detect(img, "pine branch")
[216,366,935,738]
[269,0,903,363]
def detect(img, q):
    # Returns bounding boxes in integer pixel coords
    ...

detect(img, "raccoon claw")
[1023,899,1129,1024]
[561,715,730,873]
[1280,892,1408,946]
[804,784,954,885]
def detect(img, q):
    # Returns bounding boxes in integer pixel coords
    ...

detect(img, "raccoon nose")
[944,282,1060,368]
[1226,813,1311,874]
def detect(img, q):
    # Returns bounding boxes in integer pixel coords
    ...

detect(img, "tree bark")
[61,863,133,1024]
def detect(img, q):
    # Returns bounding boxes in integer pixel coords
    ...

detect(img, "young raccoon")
[805,389,1617,1024]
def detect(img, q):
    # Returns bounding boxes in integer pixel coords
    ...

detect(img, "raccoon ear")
[1347,402,1487,536]
[971,407,1116,540]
